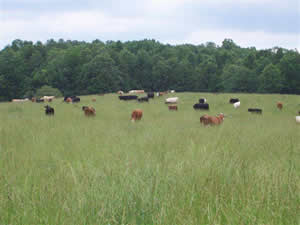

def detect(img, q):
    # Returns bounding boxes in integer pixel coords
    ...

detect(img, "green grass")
[0,93,299,225]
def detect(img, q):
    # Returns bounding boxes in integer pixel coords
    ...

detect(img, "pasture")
[0,93,299,225]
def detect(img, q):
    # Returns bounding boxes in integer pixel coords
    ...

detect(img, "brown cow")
[92,98,96,102]
[277,102,283,110]
[131,109,143,122]
[66,97,72,103]
[168,105,178,111]
[83,106,96,116]
[200,113,224,126]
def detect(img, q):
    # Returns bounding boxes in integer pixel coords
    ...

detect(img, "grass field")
[0,93,299,225]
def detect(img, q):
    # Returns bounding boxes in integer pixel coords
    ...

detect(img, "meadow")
[0,92,299,225]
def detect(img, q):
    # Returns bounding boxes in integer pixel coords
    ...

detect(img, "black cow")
[229,98,239,104]
[248,108,262,114]
[193,103,209,110]
[36,99,44,103]
[138,97,149,102]
[119,95,138,100]
[72,97,80,103]
[147,92,154,98]
[44,105,54,115]
[199,98,206,104]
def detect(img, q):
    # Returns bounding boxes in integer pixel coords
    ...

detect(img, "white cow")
[296,116,300,123]
[12,98,29,102]
[129,90,144,94]
[41,96,55,101]
[233,101,241,108]
[165,97,178,104]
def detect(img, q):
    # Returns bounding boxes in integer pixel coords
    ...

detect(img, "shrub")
[35,85,63,98]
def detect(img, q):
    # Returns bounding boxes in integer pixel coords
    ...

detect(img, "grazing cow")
[64,96,80,103]
[117,90,124,95]
[119,95,138,100]
[165,97,178,104]
[65,97,72,103]
[138,97,149,102]
[41,96,55,102]
[83,106,96,116]
[131,109,143,122]
[44,105,54,115]
[12,98,29,102]
[248,108,262,114]
[129,90,145,94]
[147,92,154,98]
[229,98,239,104]
[233,101,241,108]
[296,116,300,124]
[277,102,283,110]
[199,98,206,104]
[193,103,209,110]
[168,105,178,111]
[72,97,80,103]
[36,99,44,103]
[200,113,224,126]
[92,98,96,102]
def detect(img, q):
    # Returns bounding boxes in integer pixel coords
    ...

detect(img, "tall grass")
[0,93,299,225]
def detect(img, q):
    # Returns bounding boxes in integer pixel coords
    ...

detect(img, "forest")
[0,38,299,101]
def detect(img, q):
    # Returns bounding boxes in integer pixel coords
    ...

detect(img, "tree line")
[0,38,299,101]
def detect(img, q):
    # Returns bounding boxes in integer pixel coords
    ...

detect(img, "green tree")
[279,51,300,94]
[258,64,283,93]
[221,64,257,92]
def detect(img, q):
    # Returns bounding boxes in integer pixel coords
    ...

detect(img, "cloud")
[0,0,299,50]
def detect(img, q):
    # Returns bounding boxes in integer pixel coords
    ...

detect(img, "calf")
[131,109,143,122]
[248,108,262,114]
[277,102,283,110]
[193,103,209,110]
[229,98,239,104]
[83,106,96,116]
[199,98,206,104]
[138,97,149,102]
[200,113,224,126]
[44,105,54,115]
[168,105,178,111]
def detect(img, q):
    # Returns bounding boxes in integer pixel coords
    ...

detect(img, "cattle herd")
[10,91,300,125]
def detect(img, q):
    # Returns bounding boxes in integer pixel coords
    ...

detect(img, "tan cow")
[82,106,96,116]
[200,113,224,126]
[131,109,143,122]
[277,102,283,110]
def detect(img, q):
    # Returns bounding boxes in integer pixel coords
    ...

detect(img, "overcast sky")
[0,0,299,50]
